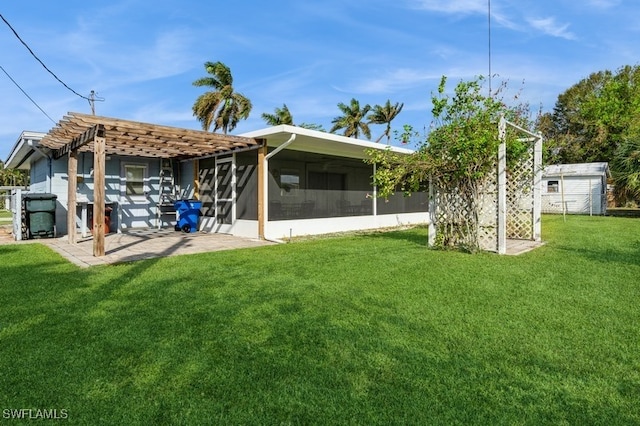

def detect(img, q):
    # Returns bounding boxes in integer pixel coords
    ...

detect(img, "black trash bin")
[23,193,57,239]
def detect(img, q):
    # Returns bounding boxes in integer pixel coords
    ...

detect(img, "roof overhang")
[39,112,262,160]
[240,125,415,160]
[4,131,47,170]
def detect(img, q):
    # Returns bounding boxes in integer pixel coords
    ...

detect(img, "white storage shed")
[542,162,610,215]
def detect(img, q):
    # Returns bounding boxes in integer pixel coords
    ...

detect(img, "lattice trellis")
[477,168,499,251]
[428,117,542,254]
[506,145,535,240]
[432,190,481,249]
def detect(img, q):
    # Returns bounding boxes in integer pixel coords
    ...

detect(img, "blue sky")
[1,0,638,161]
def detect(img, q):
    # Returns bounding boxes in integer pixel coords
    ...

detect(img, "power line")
[0,13,90,101]
[0,64,56,124]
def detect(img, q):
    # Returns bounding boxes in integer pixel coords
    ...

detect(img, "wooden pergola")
[39,112,265,257]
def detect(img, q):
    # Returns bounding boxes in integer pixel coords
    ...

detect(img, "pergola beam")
[53,124,104,159]
[41,112,260,159]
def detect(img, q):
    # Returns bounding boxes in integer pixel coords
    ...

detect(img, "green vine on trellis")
[367,76,534,252]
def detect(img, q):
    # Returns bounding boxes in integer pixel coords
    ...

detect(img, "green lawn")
[0,215,639,424]
[0,209,11,221]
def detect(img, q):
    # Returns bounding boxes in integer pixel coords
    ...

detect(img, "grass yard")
[0,215,639,424]
[0,209,11,222]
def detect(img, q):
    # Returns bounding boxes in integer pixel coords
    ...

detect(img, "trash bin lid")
[24,193,58,201]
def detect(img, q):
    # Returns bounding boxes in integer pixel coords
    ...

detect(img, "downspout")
[27,140,52,193]
[263,133,296,243]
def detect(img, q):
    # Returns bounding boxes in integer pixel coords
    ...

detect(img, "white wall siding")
[542,176,606,214]
[265,212,428,240]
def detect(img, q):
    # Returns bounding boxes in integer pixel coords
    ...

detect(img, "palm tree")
[330,98,372,139]
[299,123,326,132]
[368,100,404,143]
[0,161,27,186]
[192,61,252,134]
[612,135,640,204]
[261,104,293,126]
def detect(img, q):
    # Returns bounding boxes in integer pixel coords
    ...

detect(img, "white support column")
[497,117,507,254]
[12,188,22,241]
[428,178,436,247]
[533,134,543,241]
[372,163,377,216]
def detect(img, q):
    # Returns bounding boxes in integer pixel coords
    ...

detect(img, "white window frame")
[122,163,149,202]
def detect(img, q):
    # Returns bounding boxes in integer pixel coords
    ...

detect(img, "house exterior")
[4,115,429,243]
[542,162,610,215]
[233,125,428,240]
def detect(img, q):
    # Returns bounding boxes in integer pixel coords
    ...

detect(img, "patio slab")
[37,229,274,268]
[505,239,545,255]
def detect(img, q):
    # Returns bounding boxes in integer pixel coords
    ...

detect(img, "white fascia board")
[4,131,46,169]
[240,125,415,159]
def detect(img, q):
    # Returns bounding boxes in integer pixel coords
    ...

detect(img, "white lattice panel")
[506,147,534,240]
[429,119,542,254]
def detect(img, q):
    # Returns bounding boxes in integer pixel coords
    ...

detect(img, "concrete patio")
[1,225,543,268]
[0,227,274,268]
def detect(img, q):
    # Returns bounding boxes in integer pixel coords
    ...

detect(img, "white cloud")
[587,0,620,8]
[527,16,576,40]
[411,0,486,14]
[411,0,516,28]
[346,68,440,94]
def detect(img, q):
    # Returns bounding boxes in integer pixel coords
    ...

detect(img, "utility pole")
[88,90,105,115]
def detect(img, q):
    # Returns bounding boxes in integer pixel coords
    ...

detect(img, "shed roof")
[543,162,610,178]
[39,112,261,160]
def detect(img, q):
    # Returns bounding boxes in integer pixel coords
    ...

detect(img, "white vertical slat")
[497,117,507,255]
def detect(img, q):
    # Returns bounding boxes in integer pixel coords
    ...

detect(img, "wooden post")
[67,150,78,244]
[193,159,199,200]
[257,141,267,239]
[93,134,106,256]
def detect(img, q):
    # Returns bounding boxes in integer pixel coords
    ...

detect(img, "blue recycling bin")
[174,200,202,233]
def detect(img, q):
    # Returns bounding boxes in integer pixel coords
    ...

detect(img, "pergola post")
[67,150,78,244]
[92,132,106,257]
[257,141,267,239]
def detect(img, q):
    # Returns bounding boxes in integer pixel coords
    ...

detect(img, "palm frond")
[192,61,252,133]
